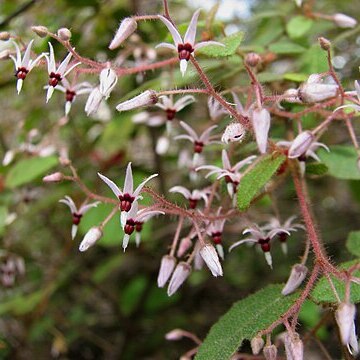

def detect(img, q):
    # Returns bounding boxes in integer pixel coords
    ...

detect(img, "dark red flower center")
[119,193,135,212]
[189,198,198,209]
[66,89,76,102]
[258,238,271,252]
[135,221,143,232]
[166,108,176,121]
[212,231,222,244]
[15,67,29,80]
[48,72,62,87]
[194,141,204,153]
[124,218,136,235]
[72,213,83,225]
[278,232,288,243]
[178,43,194,61]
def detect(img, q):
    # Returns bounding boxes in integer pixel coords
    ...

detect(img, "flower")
[59,196,99,239]
[109,17,138,50]
[262,216,304,254]
[98,162,158,227]
[85,87,103,116]
[49,78,93,115]
[299,74,338,103]
[116,90,158,111]
[157,255,177,287]
[197,149,256,197]
[0,254,25,287]
[122,202,164,250]
[335,302,359,355]
[157,9,224,76]
[229,224,292,268]
[169,185,210,209]
[79,226,103,252]
[45,42,81,103]
[167,262,191,296]
[99,67,118,99]
[199,244,223,277]
[175,121,219,164]
[284,332,304,360]
[10,40,46,94]
[251,335,265,355]
[251,107,271,154]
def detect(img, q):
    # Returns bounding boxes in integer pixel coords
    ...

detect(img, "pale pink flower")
[99,67,118,99]
[199,244,223,277]
[59,196,99,239]
[169,185,210,209]
[10,40,46,94]
[109,17,138,50]
[157,9,224,76]
[79,226,103,252]
[98,162,158,227]
[204,208,227,259]
[251,107,271,154]
[116,90,158,111]
[284,332,304,360]
[122,202,164,251]
[299,74,338,103]
[45,42,81,103]
[282,264,308,295]
[85,87,103,116]
[333,13,357,28]
[197,149,256,198]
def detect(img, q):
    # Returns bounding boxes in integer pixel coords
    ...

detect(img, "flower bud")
[335,302,359,355]
[333,13,357,28]
[43,172,64,183]
[288,131,314,159]
[208,96,226,120]
[251,335,264,355]
[199,244,223,277]
[2,150,15,166]
[263,344,277,360]
[116,90,158,112]
[79,227,102,252]
[221,122,246,144]
[284,332,303,360]
[109,18,138,50]
[167,262,191,296]
[0,32,10,41]
[165,329,185,341]
[251,107,271,154]
[31,25,49,37]
[299,81,338,103]
[57,28,71,41]
[99,67,118,99]
[282,264,308,295]
[245,52,261,67]
[85,87,103,116]
[318,37,331,51]
[157,255,176,288]
[177,237,192,258]
[283,88,301,103]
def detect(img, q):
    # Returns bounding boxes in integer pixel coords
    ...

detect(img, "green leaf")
[283,73,309,82]
[5,156,58,188]
[195,284,299,360]
[286,16,314,39]
[311,260,360,304]
[305,162,328,176]
[268,42,306,54]
[197,32,244,58]
[237,153,286,211]
[318,146,360,180]
[300,45,328,74]
[0,206,8,236]
[346,231,360,257]
[119,276,148,316]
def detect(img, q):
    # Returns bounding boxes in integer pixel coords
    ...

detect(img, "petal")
[232,155,257,172]
[71,224,78,240]
[122,234,130,251]
[155,42,177,51]
[169,185,191,199]
[47,42,56,73]
[194,41,225,50]
[133,173,158,197]
[98,172,122,197]
[59,196,77,213]
[80,201,100,214]
[46,86,55,103]
[184,9,201,46]
[157,15,182,46]
[12,41,22,67]
[22,39,34,68]
[231,92,245,115]
[28,53,47,71]
[57,52,73,75]
[174,134,195,143]
[199,125,218,142]
[16,79,23,95]
[229,238,258,252]
[123,162,134,194]
[180,59,188,77]
[173,95,196,111]
[221,149,231,170]
[62,62,81,77]
[179,121,199,140]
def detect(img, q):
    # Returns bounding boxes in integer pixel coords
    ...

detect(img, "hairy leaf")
[237,153,286,211]
[195,284,299,360]
[305,162,328,176]
[5,156,58,188]
[197,32,244,57]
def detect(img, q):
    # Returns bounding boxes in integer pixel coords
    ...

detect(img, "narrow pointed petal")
[158,15,183,46]
[174,134,195,142]
[98,172,122,197]
[155,42,177,51]
[216,244,224,260]
[135,232,141,247]
[264,252,273,268]
[123,162,134,194]
[179,120,199,140]
[174,95,196,111]
[62,62,81,77]
[59,196,77,213]
[46,86,55,103]
[80,201,100,214]
[233,155,257,172]
[57,52,73,75]
[199,125,218,142]
[22,39,34,68]
[194,41,225,50]
[65,101,72,115]
[169,185,191,199]
[184,9,201,45]
[12,41,22,67]
[16,79,23,94]
[221,149,231,170]
[120,211,127,228]
[71,224,78,240]
[122,234,130,251]
[180,59,188,77]
[227,182,234,198]
[229,238,257,252]
[47,42,56,73]
[133,173,158,197]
